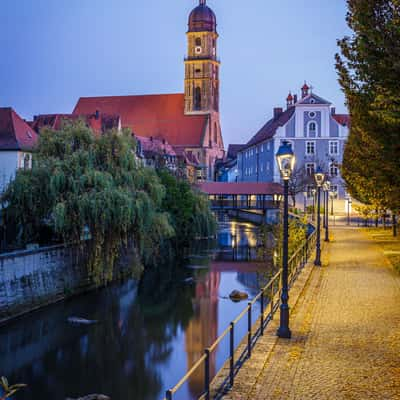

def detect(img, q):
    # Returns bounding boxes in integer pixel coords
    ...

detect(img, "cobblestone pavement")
[225,226,400,400]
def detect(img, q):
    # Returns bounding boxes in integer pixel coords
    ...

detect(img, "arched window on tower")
[195,87,202,110]
[214,122,218,144]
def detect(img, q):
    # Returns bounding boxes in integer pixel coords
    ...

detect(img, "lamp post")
[275,140,295,339]
[323,181,330,242]
[329,190,335,216]
[314,167,325,266]
[311,188,316,221]
[303,190,308,215]
[347,196,352,226]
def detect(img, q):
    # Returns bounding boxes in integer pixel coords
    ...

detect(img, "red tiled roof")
[73,93,208,147]
[135,135,177,157]
[0,108,38,151]
[244,107,295,149]
[333,114,350,127]
[31,113,120,136]
[197,182,283,195]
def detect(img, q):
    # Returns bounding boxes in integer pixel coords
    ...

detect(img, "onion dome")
[188,0,217,32]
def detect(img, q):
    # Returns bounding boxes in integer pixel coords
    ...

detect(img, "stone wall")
[0,244,91,323]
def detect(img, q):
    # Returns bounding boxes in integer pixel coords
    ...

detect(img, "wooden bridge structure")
[197,182,283,211]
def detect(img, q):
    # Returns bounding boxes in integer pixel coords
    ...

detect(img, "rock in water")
[66,395,110,400]
[229,290,249,302]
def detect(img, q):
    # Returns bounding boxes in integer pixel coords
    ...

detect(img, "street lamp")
[275,140,295,339]
[329,190,336,216]
[311,188,316,221]
[303,190,308,215]
[323,181,330,242]
[314,167,325,266]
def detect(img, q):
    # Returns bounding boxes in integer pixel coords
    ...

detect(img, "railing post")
[205,348,210,400]
[247,303,252,358]
[166,390,172,400]
[260,290,264,335]
[270,282,274,319]
[230,322,234,387]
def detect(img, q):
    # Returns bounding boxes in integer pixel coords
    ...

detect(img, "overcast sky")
[0,0,350,145]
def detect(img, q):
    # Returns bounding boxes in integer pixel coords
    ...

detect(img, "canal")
[0,216,275,400]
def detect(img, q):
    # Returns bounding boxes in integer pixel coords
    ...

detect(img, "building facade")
[72,0,224,181]
[0,108,38,193]
[237,84,350,200]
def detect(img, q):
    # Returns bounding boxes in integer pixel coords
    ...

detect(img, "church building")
[73,0,224,181]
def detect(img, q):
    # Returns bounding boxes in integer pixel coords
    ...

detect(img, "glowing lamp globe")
[314,166,325,187]
[276,141,295,180]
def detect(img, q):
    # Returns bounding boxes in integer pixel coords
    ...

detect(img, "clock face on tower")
[195,46,202,54]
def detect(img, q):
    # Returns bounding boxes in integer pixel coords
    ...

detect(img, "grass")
[365,228,400,273]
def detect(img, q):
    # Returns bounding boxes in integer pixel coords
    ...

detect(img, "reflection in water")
[185,271,220,396]
[0,217,274,400]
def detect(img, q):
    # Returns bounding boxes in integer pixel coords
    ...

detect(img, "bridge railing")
[163,229,316,400]
[209,199,278,209]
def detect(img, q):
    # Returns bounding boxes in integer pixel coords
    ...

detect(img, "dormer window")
[26,131,32,139]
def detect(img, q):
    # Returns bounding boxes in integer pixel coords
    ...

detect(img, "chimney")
[95,110,100,120]
[293,94,298,104]
[331,107,336,115]
[274,107,283,119]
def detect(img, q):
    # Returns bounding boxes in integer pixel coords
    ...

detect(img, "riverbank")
[0,243,140,327]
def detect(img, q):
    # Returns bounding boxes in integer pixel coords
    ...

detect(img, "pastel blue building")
[237,83,350,202]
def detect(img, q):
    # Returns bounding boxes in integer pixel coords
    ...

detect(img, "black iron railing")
[163,230,317,400]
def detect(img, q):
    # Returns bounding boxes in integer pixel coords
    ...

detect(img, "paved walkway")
[225,226,400,400]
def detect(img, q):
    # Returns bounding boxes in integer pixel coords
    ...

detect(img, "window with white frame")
[267,141,270,151]
[330,163,339,177]
[260,163,264,172]
[306,141,315,155]
[266,161,270,171]
[309,122,316,135]
[260,144,264,153]
[306,163,315,176]
[329,140,339,155]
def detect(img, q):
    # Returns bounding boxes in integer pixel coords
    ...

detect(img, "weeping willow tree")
[3,120,181,284]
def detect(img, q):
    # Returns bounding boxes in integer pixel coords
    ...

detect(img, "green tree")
[336,0,400,235]
[3,121,176,283]
[157,169,216,249]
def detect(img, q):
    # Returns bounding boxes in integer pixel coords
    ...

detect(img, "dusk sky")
[1,0,350,145]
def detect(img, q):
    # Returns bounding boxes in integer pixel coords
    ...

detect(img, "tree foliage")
[336,0,400,217]
[3,121,216,283]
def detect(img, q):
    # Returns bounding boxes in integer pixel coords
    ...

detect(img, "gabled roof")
[333,114,350,127]
[0,108,38,151]
[135,135,177,157]
[244,107,295,150]
[297,93,331,105]
[30,113,120,136]
[226,144,246,160]
[73,93,208,147]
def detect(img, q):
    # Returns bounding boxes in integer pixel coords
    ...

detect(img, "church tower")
[184,0,220,115]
